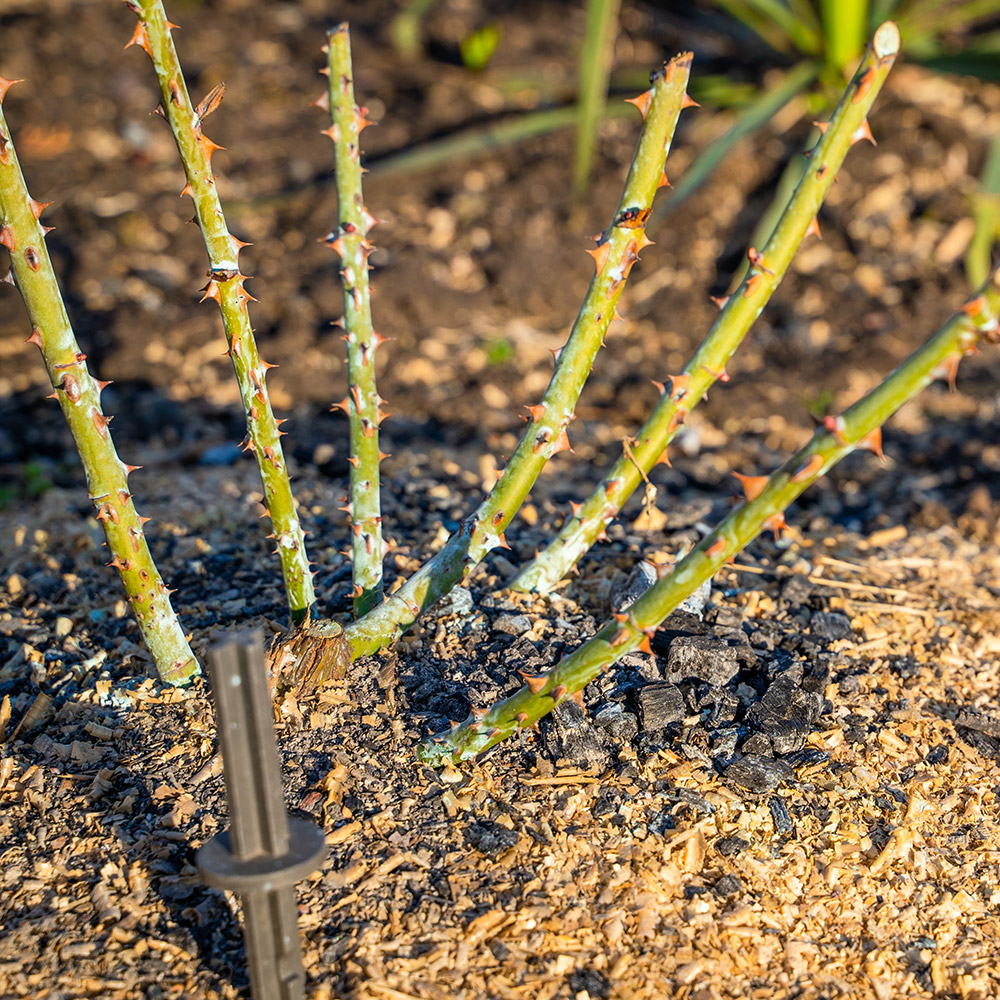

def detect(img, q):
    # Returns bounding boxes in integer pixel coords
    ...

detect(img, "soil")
[2,1,1000,998]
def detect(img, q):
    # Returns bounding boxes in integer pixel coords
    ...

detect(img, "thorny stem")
[0,82,198,685]
[290,51,696,676]
[125,0,315,623]
[513,22,902,594]
[422,270,1000,764]
[323,24,385,617]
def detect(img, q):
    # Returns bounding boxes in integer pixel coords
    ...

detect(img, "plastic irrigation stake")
[196,633,326,1000]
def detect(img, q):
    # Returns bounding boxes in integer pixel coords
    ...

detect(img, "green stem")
[512,22,900,595]
[126,0,315,623]
[324,24,385,617]
[0,82,197,685]
[821,0,870,75]
[288,52,696,686]
[423,272,1000,765]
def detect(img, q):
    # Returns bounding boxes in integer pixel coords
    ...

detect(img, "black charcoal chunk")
[492,613,532,636]
[724,754,795,793]
[540,700,610,768]
[608,560,658,614]
[712,874,743,898]
[781,574,813,605]
[638,683,685,730]
[769,796,794,834]
[741,732,773,756]
[436,586,474,616]
[465,820,519,858]
[810,610,854,641]
[569,969,611,1000]
[663,636,739,686]
[714,835,748,857]
[592,703,639,744]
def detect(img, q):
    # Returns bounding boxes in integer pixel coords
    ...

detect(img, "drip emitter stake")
[196,634,326,1000]
[125,0,316,623]
[322,23,386,618]
[0,79,197,685]
[420,271,1000,764]
[513,22,902,594]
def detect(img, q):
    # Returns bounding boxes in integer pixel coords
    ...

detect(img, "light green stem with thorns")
[324,24,385,617]
[422,271,1000,764]
[512,22,901,595]
[290,52,696,685]
[0,83,197,685]
[126,0,315,623]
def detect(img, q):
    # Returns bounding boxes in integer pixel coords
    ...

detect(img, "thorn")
[1,269,14,286]
[25,328,43,348]
[124,21,153,58]
[311,91,330,111]
[550,429,572,455]
[0,225,14,251]
[743,273,763,298]
[551,684,568,703]
[702,364,729,382]
[609,629,630,648]
[681,93,699,109]
[378,449,391,462]
[853,66,876,105]
[932,355,961,392]
[571,690,585,709]
[709,294,729,310]
[625,89,653,118]
[352,584,364,598]
[180,182,194,199]
[851,118,876,147]
[790,454,824,483]
[91,409,110,438]
[746,246,774,274]
[494,531,510,550]
[0,76,24,103]
[526,402,546,423]
[637,633,653,655]
[123,463,143,477]
[733,472,768,502]
[518,671,547,694]
[654,447,671,467]
[813,120,829,135]
[199,134,225,164]
[331,396,351,415]
[515,712,528,732]
[806,216,821,239]
[857,427,885,461]
[586,241,612,275]
[569,500,582,518]
[200,280,221,304]
[657,171,671,189]
[823,414,848,443]
[706,538,727,558]
[667,373,689,399]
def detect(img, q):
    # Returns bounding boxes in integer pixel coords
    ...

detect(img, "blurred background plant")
[383,0,1000,285]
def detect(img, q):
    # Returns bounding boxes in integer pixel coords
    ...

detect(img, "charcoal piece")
[569,969,611,1000]
[712,874,743,898]
[706,689,740,726]
[956,726,1000,761]
[651,612,710,653]
[608,560,657,614]
[713,835,748,857]
[436,586,473,616]
[706,604,744,632]
[802,660,832,694]
[782,748,830,768]
[724,754,795,793]
[710,727,739,759]
[762,720,807,755]
[781,574,813,605]
[489,940,510,962]
[638,683,685,730]
[926,744,948,764]
[663,636,739,686]
[724,630,759,670]
[838,673,861,694]
[741,732,773,756]
[592,703,638,744]
[592,786,624,819]
[617,650,662,683]
[956,710,1000,738]
[811,610,854,641]
[672,787,715,816]
[540,700,610,769]
[769,796,794,834]
[492,613,532,636]
[465,820,518,858]
[765,654,802,684]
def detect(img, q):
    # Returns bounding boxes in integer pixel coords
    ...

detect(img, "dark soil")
[2,2,1000,998]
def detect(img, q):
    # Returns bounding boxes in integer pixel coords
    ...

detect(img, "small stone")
[707,604,744,632]
[54,616,73,638]
[713,835,748,857]
[712,874,743,898]
[663,636,738,686]
[437,586,473,616]
[811,610,854,641]
[724,754,795,793]
[465,820,518,858]
[492,613,531,636]
[7,574,24,597]
[781,573,813,605]
[637,683,685,730]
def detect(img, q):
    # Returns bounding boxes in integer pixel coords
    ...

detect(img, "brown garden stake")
[196,633,326,1000]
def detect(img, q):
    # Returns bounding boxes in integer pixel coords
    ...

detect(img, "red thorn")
[0,225,14,251]
[494,531,510,550]
[571,690,585,709]
[609,629,630,648]
[767,512,787,539]
[569,500,582,518]
[681,93,699,109]
[586,241,612,275]
[378,450,391,462]
[657,171,671,189]
[352,584,364,598]
[199,134,225,164]
[29,200,51,220]
[851,118,876,147]
[813,120,829,135]
[124,21,153,57]
[519,671,547,694]
[345,455,359,468]
[200,280,221,304]
[790,454,824,483]
[733,472,768,503]
[123,464,143,477]
[180,182,194,199]
[702,364,729,382]
[0,77,24,103]
[91,410,110,438]
[25,328,43,348]
[806,216,821,240]
[857,427,884,461]
[637,633,653,655]
[526,403,546,423]
[654,448,671,467]
[551,684,568,703]
[613,612,629,623]
[353,106,375,133]
[853,66,876,105]
[743,273,763,298]
[668,373,690,399]
[550,428,573,455]
[709,294,730,310]
[311,91,330,111]
[625,89,653,118]
[746,246,774,274]
[706,538,727,558]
